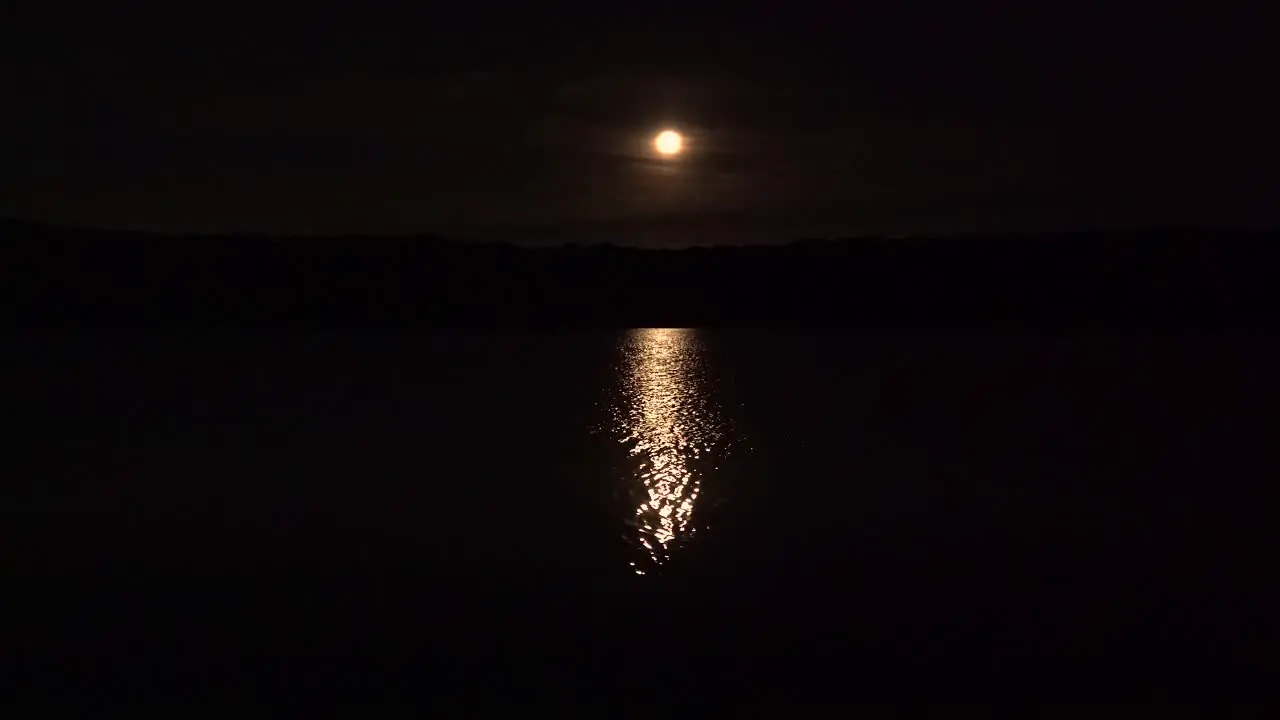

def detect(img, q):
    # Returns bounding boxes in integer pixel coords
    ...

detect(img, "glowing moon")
[653,130,683,156]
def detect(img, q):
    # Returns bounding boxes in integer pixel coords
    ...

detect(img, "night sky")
[4,1,1279,243]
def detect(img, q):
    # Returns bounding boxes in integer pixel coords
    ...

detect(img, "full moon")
[653,130,683,157]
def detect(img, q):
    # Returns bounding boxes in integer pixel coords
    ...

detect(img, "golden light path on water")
[615,329,727,574]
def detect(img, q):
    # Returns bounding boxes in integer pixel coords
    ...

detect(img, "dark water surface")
[5,332,1278,698]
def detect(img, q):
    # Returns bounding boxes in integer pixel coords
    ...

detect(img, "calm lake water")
[6,331,1279,693]
[7,330,747,577]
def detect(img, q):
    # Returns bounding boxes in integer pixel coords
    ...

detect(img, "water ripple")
[610,329,729,574]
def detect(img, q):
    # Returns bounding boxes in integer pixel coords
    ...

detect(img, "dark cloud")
[3,1,1279,239]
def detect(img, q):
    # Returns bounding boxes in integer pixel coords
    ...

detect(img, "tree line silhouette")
[4,218,1277,328]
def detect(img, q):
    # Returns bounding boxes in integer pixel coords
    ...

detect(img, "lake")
[5,331,1278,699]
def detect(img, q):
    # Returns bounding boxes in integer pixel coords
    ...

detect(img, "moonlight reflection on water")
[613,329,729,574]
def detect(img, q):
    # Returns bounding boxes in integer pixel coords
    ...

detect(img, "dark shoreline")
[5,218,1279,329]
